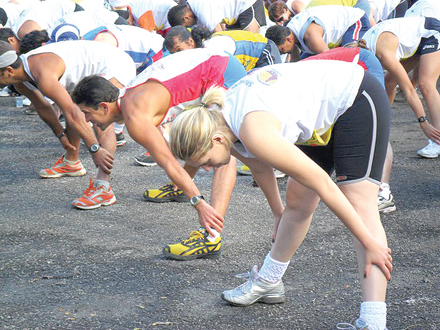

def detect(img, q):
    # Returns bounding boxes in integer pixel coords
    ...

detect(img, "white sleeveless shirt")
[362,16,440,60]
[286,6,365,53]
[222,61,364,157]
[20,40,136,92]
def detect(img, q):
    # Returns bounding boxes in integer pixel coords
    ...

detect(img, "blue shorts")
[342,14,370,46]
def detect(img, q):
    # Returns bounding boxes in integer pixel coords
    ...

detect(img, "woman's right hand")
[420,121,440,144]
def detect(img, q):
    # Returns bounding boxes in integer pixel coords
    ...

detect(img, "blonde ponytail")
[170,86,231,161]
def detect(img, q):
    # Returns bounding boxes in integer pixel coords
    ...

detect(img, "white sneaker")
[417,139,440,158]
[377,194,396,213]
[0,86,11,97]
[22,97,31,106]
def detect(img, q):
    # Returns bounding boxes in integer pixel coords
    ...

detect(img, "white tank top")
[187,0,256,31]
[362,16,440,60]
[47,9,119,37]
[223,61,364,157]
[286,6,365,53]
[20,40,136,92]
[13,0,77,38]
[404,0,440,19]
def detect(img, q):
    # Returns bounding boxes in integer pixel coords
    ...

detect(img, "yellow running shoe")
[143,182,187,202]
[163,228,222,261]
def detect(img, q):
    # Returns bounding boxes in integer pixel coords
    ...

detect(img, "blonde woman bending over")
[170,61,393,329]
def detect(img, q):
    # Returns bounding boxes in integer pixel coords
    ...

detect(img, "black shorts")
[255,39,282,68]
[226,0,266,30]
[298,72,390,185]
[415,17,440,55]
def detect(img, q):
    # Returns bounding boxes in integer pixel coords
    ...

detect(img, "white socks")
[258,253,290,283]
[114,122,124,134]
[94,179,110,190]
[379,182,390,199]
[359,301,387,330]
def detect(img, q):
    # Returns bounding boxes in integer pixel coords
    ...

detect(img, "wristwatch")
[418,116,427,123]
[89,143,101,153]
[189,195,205,207]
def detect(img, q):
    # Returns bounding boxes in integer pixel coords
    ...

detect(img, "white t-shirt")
[286,6,365,53]
[368,0,401,22]
[362,16,440,60]
[204,35,237,55]
[20,40,136,92]
[47,9,119,37]
[0,3,27,29]
[96,24,164,70]
[13,0,77,38]
[128,0,176,31]
[187,0,256,31]
[223,61,364,157]
[404,0,440,19]
[286,0,312,14]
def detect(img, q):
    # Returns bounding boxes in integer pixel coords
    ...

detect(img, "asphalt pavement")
[0,94,439,330]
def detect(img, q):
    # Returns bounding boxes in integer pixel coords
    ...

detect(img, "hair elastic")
[0,50,18,68]
[200,102,208,108]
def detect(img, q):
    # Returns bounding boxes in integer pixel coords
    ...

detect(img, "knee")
[418,78,438,98]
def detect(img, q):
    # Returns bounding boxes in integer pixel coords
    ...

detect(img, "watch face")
[90,144,100,152]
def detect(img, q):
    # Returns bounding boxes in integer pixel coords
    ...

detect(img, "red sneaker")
[72,179,116,210]
[39,155,86,178]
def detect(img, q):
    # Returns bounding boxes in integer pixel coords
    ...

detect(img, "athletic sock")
[358,301,387,330]
[114,123,124,134]
[379,183,391,199]
[94,179,110,190]
[207,228,220,243]
[258,253,290,283]
[65,158,79,166]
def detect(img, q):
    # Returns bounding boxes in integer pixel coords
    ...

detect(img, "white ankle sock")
[359,301,387,329]
[258,253,290,283]
[94,179,110,189]
[379,183,390,199]
[114,123,124,134]
[207,228,220,243]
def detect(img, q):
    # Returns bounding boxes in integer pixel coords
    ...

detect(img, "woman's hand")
[420,121,440,144]
[195,200,224,236]
[364,239,393,281]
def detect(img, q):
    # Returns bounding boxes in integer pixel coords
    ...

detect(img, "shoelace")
[336,324,357,330]
[81,179,97,197]
[182,230,205,244]
[53,156,65,167]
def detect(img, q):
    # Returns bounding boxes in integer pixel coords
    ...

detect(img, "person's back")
[128,0,176,33]
[47,8,120,37]
[21,40,136,91]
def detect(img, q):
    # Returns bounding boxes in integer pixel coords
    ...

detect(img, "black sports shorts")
[298,72,391,185]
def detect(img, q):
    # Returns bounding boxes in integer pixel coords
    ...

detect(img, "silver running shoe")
[221,265,285,306]
[337,318,387,330]
[377,194,396,214]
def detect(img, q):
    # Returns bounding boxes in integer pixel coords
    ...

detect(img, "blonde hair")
[170,86,231,161]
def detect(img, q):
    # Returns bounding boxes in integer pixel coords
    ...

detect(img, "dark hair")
[265,25,290,46]
[167,4,189,27]
[0,28,15,43]
[268,1,287,22]
[163,25,210,51]
[19,30,49,54]
[71,75,119,109]
[0,8,7,27]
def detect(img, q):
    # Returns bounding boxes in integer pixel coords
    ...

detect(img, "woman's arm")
[377,34,440,143]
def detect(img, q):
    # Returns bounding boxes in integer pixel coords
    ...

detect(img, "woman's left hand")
[364,240,393,281]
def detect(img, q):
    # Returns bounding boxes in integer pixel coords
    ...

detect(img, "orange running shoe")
[72,179,117,210]
[39,155,86,178]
